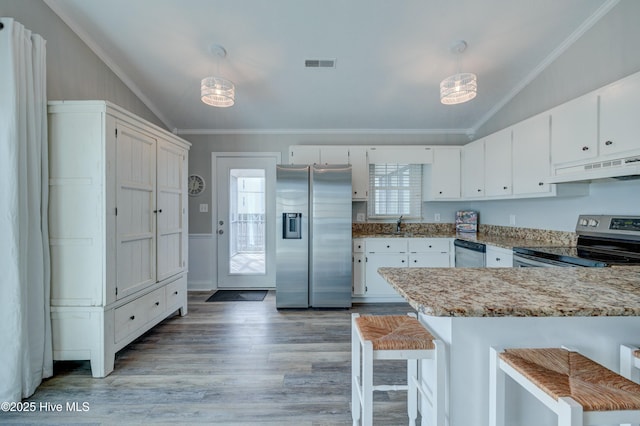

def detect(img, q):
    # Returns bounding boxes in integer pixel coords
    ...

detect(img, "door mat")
[205,290,268,302]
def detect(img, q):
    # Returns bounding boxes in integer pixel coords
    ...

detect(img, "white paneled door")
[156,139,187,281]
[116,124,156,299]
[214,154,278,288]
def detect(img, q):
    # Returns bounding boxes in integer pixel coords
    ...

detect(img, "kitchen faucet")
[396,215,403,233]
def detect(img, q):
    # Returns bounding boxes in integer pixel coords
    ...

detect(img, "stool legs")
[351,314,361,426]
[489,347,506,426]
[408,358,418,426]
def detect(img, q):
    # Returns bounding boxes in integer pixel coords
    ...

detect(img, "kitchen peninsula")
[378,266,640,426]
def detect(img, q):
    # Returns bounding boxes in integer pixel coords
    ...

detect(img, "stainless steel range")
[513,215,640,267]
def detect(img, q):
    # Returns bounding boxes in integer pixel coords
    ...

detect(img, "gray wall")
[1,0,163,128]
[186,132,469,234]
[474,0,640,138]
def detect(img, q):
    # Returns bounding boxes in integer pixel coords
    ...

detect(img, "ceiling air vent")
[305,59,336,68]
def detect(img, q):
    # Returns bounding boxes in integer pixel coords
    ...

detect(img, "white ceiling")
[45,0,616,136]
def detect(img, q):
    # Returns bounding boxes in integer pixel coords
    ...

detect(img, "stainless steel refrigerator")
[276,164,352,308]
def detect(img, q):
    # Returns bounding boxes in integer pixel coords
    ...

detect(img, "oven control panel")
[576,215,640,237]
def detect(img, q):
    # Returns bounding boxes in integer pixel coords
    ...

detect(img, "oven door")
[512,253,577,267]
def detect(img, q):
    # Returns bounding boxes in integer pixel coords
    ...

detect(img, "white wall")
[468,179,640,232]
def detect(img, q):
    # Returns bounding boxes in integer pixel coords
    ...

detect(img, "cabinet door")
[352,252,366,296]
[319,146,349,164]
[116,123,156,299]
[156,138,187,281]
[484,129,512,197]
[550,93,598,164]
[289,146,320,164]
[486,246,513,268]
[349,146,368,200]
[430,147,461,199]
[365,253,407,296]
[366,238,408,253]
[599,72,640,157]
[462,139,485,198]
[512,113,553,195]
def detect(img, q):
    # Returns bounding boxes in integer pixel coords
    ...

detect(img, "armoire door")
[156,138,187,281]
[116,123,157,299]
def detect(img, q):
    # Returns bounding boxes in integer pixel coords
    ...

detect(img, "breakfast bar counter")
[377,266,640,426]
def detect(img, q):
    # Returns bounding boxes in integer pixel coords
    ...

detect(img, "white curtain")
[0,17,52,402]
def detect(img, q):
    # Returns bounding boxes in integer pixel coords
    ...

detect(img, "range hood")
[545,154,640,183]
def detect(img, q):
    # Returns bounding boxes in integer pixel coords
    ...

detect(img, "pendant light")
[201,44,235,107]
[440,40,477,105]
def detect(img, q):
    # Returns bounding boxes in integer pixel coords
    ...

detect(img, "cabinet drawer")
[114,288,165,343]
[366,239,408,253]
[408,238,450,253]
[166,276,186,311]
[353,238,365,253]
[408,252,450,267]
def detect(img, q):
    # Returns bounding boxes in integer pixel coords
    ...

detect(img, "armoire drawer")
[166,276,186,312]
[114,288,165,343]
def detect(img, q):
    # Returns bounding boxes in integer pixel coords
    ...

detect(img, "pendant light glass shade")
[201,76,235,107]
[440,72,477,105]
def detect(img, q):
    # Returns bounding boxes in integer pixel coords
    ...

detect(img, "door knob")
[218,229,224,235]
[219,220,224,225]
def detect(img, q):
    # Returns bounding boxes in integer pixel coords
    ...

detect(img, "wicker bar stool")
[620,344,640,384]
[489,347,640,426]
[351,313,445,426]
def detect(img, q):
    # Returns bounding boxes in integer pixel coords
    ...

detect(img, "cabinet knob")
[174,291,179,295]
[129,315,135,320]
[496,257,501,261]
[605,140,613,146]
[413,259,417,263]
[386,245,390,248]
[155,301,160,306]
[428,245,432,248]
[401,260,405,263]
[538,182,544,186]
[477,189,482,192]
[439,191,443,194]
[582,146,589,151]
[153,209,163,213]
[503,186,508,190]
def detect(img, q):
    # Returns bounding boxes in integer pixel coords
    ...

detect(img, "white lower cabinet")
[485,245,513,268]
[354,238,451,301]
[48,101,190,378]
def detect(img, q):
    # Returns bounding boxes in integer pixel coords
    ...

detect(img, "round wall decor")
[188,174,205,196]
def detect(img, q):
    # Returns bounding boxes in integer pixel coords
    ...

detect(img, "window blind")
[367,164,422,218]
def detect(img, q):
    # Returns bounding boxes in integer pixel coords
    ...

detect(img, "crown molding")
[175,127,475,137]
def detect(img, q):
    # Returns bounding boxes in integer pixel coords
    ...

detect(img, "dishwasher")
[454,239,486,267]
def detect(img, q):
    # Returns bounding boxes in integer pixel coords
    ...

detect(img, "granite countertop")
[352,223,578,250]
[352,232,569,250]
[378,266,640,317]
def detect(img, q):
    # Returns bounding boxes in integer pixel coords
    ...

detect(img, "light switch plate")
[200,204,208,213]
[509,214,516,226]
[434,213,441,222]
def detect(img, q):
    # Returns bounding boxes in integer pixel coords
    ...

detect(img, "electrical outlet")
[199,204,208,213]
[356,213,365,222]
[509,214,516,226]
[434,213,441,222]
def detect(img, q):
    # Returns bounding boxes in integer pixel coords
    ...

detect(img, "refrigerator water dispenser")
[283,213,302,239]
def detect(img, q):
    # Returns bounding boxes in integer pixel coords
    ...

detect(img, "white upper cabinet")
[484,128,512,197]
[512,113,553,195]
[289,145,320,164]
[348,146,369,200]
[367,146,433,164]
[462,139,485,198]
[318,145,349,164]
[550,93,598,165]
[599,71,640,158]
[425,147,461,200]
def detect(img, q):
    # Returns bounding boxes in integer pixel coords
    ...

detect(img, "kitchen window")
[367,163,422,219]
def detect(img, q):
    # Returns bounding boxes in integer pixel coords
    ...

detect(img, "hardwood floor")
[6,291,418,425]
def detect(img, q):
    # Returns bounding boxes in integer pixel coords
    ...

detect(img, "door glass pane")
[229,169,266,274]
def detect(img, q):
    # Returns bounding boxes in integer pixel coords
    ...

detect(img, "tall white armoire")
[48,101,190,377]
